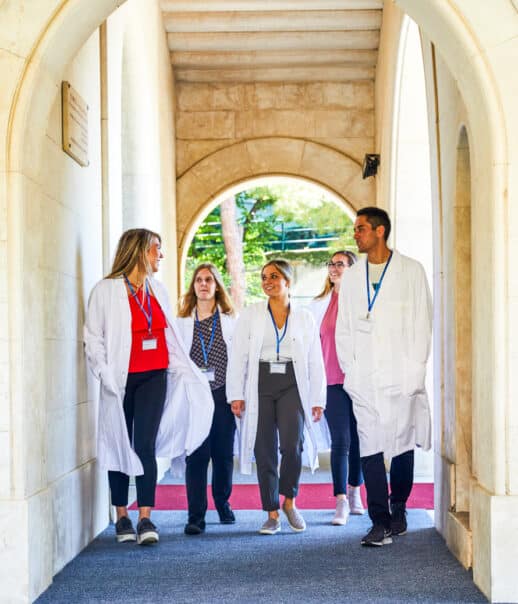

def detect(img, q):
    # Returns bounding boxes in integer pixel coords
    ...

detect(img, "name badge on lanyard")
[267,303,289,374]
[365,252,393,320]
[195,309,219,383]
[125,275,156,351]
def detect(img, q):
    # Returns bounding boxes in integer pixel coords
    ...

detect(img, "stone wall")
[175,80,375,177]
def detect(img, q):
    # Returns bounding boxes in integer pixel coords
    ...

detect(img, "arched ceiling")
[160,0,383,83]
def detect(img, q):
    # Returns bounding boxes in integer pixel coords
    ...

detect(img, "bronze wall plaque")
[62,81,89,167]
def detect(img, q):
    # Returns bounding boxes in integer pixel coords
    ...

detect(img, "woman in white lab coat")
[228,259,326,535]
[309,250,364,526]
[84,229,213,546]
[176,263,237,535]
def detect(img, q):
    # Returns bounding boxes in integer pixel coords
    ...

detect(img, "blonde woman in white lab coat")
[84,229,213,546]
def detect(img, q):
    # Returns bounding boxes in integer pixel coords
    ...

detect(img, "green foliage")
[185,182,355,298]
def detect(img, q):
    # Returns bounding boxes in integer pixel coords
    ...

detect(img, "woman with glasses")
[176,263,237,535]
[309,250,365,525]
[228,259,326,535]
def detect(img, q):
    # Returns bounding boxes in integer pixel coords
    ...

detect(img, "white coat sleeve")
[306,312,327,408]
[225,310,250,402]
[335,272,354,376]
[83,283,115,389]
[412,264,433,364]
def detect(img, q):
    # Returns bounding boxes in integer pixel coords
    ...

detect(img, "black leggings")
[108,369,167,507]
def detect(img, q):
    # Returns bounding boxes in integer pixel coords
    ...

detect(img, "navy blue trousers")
[185,385,236,524]
[324,384,363,496]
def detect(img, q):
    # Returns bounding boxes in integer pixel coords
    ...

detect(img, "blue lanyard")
[366,251,393,317]
[195,308,219,366]
[124,275,152,333]
[268,304,289,361]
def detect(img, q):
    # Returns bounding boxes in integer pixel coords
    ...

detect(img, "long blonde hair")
[315,250,356,299]
[178,263,235,317]
[106,228,161,280]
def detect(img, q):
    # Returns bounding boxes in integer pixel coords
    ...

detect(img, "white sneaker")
[348,486,365,515]
[332,498,350,525]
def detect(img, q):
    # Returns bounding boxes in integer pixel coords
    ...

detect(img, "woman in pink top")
[309,250,364,525]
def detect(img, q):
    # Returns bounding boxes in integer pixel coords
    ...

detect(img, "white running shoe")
[332,497,350,525]
[348,486,365,515]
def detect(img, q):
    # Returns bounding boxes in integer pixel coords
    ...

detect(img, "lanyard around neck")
[195,308,219,366]
[125,275,152,332]
[268,303,289,361]
[365,251,393,317]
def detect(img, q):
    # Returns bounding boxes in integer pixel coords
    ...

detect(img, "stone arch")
[176,137,374,267]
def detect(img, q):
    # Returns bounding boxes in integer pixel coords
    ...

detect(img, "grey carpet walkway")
[36,510,486,603]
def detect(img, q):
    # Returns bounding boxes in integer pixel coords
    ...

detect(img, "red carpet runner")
[130,483,433,510]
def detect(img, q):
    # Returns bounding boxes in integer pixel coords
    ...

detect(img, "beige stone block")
[28,488,53,600]
[314,109,374,138]
[246,138,306,175]
[313,137,374,164]
[176,83,213,111]
[176,139,239,175]
[176,171,215,235]
[212,83,246,110]
[45,340,87,411]
[176,111,235,139]
[446,511,472,569]
[340,172,375,210]
[51,462,109,576]
[0,500,29,602]
[245,83,307,110]
[235,110,315,138]
[190,143,252,199]
[307,82,374,109]
[299,142,358,197]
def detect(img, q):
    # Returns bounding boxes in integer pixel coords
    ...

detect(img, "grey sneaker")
[282,503,306,532]
[115,516,136,543]
[348,486,365,515]
[136,517,159,545]
[361,524,392,546]
[259,517,281,535]
[332,498,350,525]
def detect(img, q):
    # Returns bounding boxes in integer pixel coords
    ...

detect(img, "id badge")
[142,336,158,351]
[357,316,373,334]
[269,362,287,374]
[200,366,215,382]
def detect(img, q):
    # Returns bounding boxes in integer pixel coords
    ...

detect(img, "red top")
[128,290,169,373]
[320,290,345,386]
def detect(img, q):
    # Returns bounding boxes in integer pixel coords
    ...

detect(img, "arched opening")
[179,175,356,297]
[1,0,512,600]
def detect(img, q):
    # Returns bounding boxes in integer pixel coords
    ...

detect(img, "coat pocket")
[402,357,426,397]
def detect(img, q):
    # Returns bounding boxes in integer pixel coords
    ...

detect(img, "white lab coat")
[226,300,326,475]
[83,277,214,477]
[335,250,432,463]
[174,310,237,353]
[307,292,334,451]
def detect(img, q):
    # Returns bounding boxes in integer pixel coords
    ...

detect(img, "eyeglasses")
[326,261,346,269]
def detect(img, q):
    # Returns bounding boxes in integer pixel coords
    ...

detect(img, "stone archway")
[1,1,514,601]
[175,137,374,279]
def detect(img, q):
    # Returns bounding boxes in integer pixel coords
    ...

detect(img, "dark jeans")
[108,369,167,507]
[361,449,415,529]
[254,362,305,511]
[324,385,363,495]
[185,385,236,524]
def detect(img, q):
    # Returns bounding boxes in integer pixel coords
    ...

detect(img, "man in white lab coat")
[336,207,432,547]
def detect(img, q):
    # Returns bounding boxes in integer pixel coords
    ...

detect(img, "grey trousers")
[254,361,305,511]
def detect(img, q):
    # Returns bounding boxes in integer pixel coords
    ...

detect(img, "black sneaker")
[391,505,408,536]
[184,519,206,535]
[115,516,136,543]
[361,524,393,546]
[136,518,159,545]
[217,502,236,525]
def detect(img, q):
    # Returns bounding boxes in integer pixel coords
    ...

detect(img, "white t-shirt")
[368,260,388,290]
[260,313,292,361]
